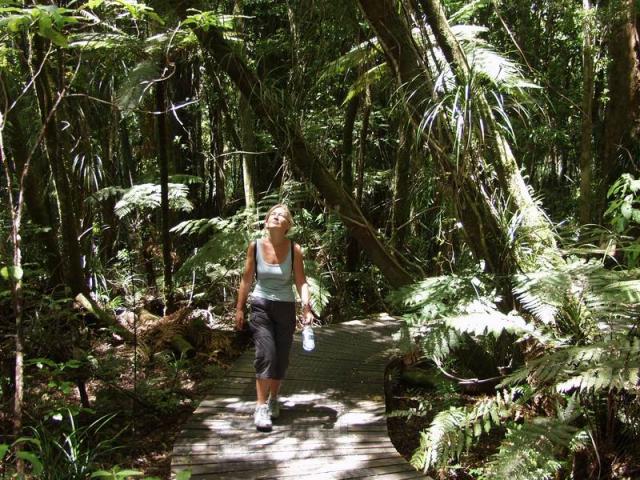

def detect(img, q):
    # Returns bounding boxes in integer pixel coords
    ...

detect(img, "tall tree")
[357,0,558,274]
[579,0,595,225]
[192,22,413,287]
[391,116,413,251]
[155,71,174,309]
[599,0,640,214]
[33,42,86,295]
[234,0,257,212]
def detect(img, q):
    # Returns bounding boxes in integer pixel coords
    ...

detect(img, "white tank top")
[251,239,296,302]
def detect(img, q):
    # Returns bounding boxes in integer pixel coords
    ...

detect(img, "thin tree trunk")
[235,0,256,212]
[7,108,62,284]
[342,94,361,272]
[120,119,135,186]
[341,94,360,190]
[156,76,174,309]
[208,93,225,216]
[580,0,595,225]
[193,24,413,287]
[239,98,256,210]
[391,117,413,251]
[355,85,370,207]
[0,111,25,474]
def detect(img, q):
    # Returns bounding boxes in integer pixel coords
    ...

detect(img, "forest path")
[171,315,429,479]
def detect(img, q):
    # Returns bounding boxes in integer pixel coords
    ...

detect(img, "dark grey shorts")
[248,297,296,380]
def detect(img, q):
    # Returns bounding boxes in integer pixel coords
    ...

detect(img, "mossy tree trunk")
[358,0,558,274]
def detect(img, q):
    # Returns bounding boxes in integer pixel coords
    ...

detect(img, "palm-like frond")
[115,59,160,111]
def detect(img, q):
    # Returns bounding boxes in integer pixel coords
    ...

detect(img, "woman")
[235,204,313,431]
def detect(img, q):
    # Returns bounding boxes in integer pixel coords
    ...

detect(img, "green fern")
[482,419,578,480]
[412,388,523,472]
[114,183,193,218]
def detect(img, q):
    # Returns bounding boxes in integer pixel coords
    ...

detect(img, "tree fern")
[114,183,193,218]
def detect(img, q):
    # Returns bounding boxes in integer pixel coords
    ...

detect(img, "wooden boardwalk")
[171,315,429,479]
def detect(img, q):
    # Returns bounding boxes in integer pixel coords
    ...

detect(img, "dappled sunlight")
[171,318,426,478]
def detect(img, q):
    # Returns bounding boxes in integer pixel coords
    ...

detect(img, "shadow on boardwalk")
[171,315,430,479]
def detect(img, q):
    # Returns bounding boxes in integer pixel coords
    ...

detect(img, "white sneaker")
[254,404,272,431]
[268,397,280,419]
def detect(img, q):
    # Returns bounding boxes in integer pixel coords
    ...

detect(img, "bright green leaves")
[81,0,164,25]
[182,11,237,33]
[606,173,640,233]
[0,265,23,281]
[0,5,79,47]
[113,183,194,218]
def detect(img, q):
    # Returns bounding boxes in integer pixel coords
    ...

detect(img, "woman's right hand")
[235,309,246,331]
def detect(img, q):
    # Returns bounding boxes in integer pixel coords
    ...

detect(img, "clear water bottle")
[302,326,315,352]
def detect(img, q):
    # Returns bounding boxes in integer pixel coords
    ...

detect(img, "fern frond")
[500,338,640,393]
[483,418,578,480]
[168,174,204,185]
[116,59,160,111]
[174,229,247,280]
[171,217,235,237]
[443,311,546,342]
[412,388,522,471]
[114,183,193,218]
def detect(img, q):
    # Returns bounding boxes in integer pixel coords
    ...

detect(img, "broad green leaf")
[83,0,105,9]
[115,470,143,477]
[176,470,192,480]
[0,443,9,460]
[16,451,43,474]
[91,471,113,478]
[0,265,23,281]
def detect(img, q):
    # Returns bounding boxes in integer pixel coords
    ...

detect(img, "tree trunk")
[358,0,558,273]
[193,25,413,287]
[341,94,360,191]
[342,94,361,272]
[119,119,135,186]
[420,0,557,253]
[155,76,174,309]
[208,92,226,216]
[7,108,62,284]
[33,42,86,295]
[599,0,640,215]
[579,0,595,225]
[347,86,371,272]
[239,98,257,210]
[391,117,413,251]
[0,111,25,474]
[355,85,370,207]
[235,0,257,212]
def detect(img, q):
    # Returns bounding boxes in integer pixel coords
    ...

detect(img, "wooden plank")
[171,317,426,479]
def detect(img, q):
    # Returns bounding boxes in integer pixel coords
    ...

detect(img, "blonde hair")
[264,204,293,233]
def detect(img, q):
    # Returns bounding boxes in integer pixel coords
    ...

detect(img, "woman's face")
[267,207,290,231]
